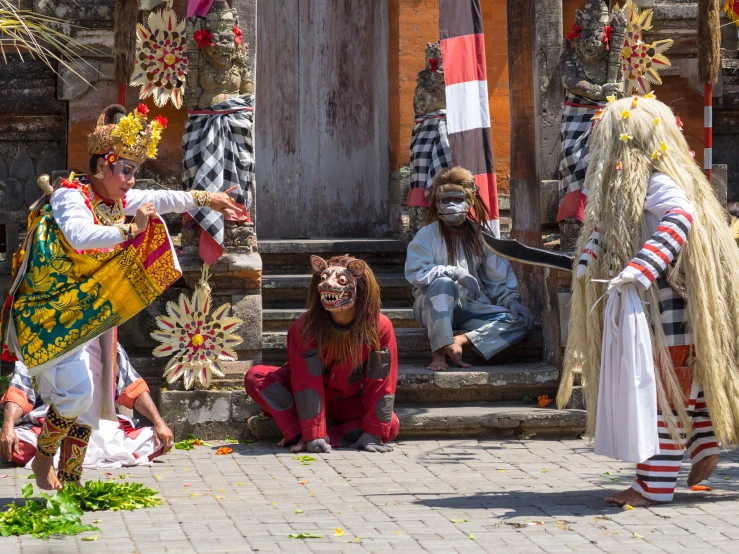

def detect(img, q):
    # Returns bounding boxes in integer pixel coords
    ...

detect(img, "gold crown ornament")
[87,103,168,165]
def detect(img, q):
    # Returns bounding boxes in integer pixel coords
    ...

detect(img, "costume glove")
[306,438,332,453]
[451,268,481,301]
[350,432,393,453]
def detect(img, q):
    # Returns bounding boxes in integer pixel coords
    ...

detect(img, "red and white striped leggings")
[632,381,721,502]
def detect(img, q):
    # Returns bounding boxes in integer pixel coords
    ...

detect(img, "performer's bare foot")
[444,335,471,368]
[604,487,660,507]
[277,438,287,448]
[687,454,720,487]
[32,455,62,491]
[428,350,449,371]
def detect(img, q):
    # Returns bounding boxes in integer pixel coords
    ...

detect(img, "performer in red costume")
[245,255,398,453]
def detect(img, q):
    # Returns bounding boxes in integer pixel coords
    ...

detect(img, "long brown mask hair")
[426,166,490,264]
[302,255,381,366]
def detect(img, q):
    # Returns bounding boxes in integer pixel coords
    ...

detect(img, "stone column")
[507,0,565,366]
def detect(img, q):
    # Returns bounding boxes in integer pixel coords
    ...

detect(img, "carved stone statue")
[562,0,627,102]
[181,0,256,263]
[407,42,451,237]
[185,0,253,110]
[413,42,445,117]
[557,1,627,228]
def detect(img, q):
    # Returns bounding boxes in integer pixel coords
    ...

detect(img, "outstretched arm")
[616,174,694,289]
[0,403,22,461]
[133,392,174,453]
[124,186,239,216]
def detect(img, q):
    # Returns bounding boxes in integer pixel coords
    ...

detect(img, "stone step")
[259,238,407,275]
[245,402,586,441]
[262,328,544,364]
[396,362,558,403]
[394,403,586,439]
[262,273,412,305]
[263,307,420,331]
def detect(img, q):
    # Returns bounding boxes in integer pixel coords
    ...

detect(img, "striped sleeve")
[576,229,600,278]
[627,209,693,288]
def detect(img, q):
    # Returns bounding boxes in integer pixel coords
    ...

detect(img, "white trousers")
[34,338,103,429]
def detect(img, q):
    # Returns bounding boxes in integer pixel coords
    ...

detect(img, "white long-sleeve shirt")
[405,221,521,311]
[51,186,196,251]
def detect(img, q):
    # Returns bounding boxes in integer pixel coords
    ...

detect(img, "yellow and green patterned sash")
[4,205,181,374]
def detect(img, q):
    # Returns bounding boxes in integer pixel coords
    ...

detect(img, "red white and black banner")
[439,0,499,236]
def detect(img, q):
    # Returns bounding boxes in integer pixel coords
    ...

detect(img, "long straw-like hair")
[302,255,382,366]
[426,167,491,264]
[558,95,739,446]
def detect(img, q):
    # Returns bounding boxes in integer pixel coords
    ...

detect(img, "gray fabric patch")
[295,388,323,420]
[347,364,365,385]
[340,428,364,447]
[367,348,391,380]
[261,382,294,412]
[304,349,324,377]
[375,394,395,423]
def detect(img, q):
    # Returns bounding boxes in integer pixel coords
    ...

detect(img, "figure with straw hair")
[557,94,739,506]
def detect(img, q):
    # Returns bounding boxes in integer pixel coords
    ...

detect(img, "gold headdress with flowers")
[87,103,168,165]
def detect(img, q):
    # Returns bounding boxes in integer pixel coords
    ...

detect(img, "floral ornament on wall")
[620,1,673,96]
[131,0,188,109]
[151,265,242,389]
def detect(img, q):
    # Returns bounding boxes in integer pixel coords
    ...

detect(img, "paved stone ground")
[1,438,739,553]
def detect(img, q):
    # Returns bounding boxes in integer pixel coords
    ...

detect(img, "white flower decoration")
[151,266,242,389]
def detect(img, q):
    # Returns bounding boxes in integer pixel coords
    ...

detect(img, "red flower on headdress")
[233,25,243,47]
[153,115,169,129]
[567,23,583,43]
[105,153,118,164]
[603,25,613,50]
[429,57,439,73]
[137,103,149,117]
[675,116,684,130]
[194,29,214,49]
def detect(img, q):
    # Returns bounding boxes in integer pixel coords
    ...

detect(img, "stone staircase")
[249,238,585,440]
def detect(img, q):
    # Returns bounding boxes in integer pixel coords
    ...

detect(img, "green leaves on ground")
[293,455,318,465]
[0,480,161,540]
[0,488,97,540]
[174,434,205,450]
[64,480,162,512]
[288,532,323,539]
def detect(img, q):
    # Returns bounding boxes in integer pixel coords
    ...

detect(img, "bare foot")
[443,335,471,368]
[604,487,660,507]
[428,350,449,371]
[688,454,720,487]
[32,454,62,491]
[290,438,306,453]
[277,438,287,448]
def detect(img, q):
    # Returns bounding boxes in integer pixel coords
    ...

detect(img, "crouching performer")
[1,343,173,468]
[558,96,739,506]
[246,256,398,453]
[405,167,534,371]
[1,104,235,490]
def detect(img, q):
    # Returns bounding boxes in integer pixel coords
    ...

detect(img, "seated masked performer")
[246,256,398,454]
[558,96,739,506]
[405,167,534,371]
[1,343,173,468]
[1,104,235,490]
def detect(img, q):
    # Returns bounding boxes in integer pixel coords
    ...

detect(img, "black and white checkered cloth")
[558,93,604,202]
[182,95,255,245]
[408,110,452,206]
[658,278,691,347]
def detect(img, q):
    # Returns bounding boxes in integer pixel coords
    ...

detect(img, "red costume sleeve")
[361,317,398,437]
[288,322,327,441]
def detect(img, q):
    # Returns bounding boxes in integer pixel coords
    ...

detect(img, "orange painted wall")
[394,0,512,194]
